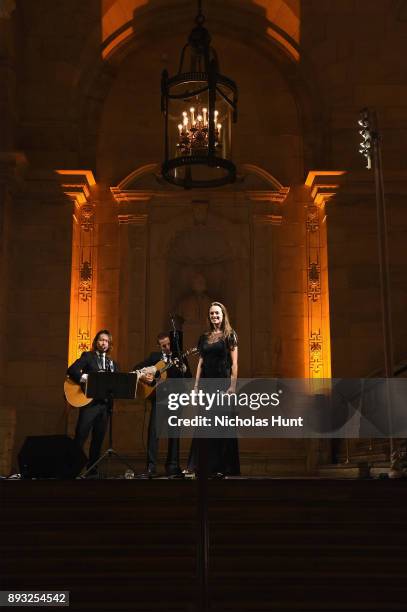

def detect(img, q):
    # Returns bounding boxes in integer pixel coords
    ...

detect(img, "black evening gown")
[188,331,240,476]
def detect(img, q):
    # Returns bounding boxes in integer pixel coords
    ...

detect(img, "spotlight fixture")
[357,107,394,460]
[358,108,374,169]
[161,0,238,189]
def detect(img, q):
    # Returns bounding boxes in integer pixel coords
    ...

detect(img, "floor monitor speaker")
[18,435,86,479]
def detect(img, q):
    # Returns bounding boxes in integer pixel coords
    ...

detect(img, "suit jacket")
[133,351,192,380]
[67,351,119,384]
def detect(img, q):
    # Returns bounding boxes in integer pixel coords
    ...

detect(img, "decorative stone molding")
[79,259,93,303]
[246,189,290,203]
[306,206,320,233]
[303,170,346,379]
[117,214,148,225]
[309,329,323,376]
[242,165,290,225]
[253,213,283,226]
[111,163,289,229]
[307,259,321,302]
[78,204,95,233]
[305,170,346,208]
[55,169,98,363]
[323,170,407,201]
[111,189,153,204]
[55,169,96,205]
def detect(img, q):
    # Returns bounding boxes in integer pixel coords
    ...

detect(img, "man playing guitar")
[133,332,192,479]
[66,329,118,476]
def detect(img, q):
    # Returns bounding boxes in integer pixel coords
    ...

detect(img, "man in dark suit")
[133,331,191,479]
[67,329,119,474]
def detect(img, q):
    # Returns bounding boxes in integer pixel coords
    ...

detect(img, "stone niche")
[110,164,290,377]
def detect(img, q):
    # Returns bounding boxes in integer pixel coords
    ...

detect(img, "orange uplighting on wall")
[266,27,300,62]
[303,171,346,380]
[56,169,96,187]
[55,170,98,366]
[102,0,148,58]
[250,0,300,42]
[102,0,148,39]
[102,25,133,59]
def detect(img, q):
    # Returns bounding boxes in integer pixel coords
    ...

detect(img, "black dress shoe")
[210,472,225,480]
[137,469,158,479]
[166,472,185,480]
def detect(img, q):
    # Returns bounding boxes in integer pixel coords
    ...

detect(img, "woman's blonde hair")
[207,302,233,339]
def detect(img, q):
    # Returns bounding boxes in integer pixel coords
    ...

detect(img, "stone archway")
[74,0,324,173]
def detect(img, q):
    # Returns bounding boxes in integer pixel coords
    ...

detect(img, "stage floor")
[2,478,407,611]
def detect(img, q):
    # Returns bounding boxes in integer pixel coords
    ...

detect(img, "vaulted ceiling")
[101,0,300,60]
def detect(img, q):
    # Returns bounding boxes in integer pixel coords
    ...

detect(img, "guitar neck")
[181,347,197,359]
[158,347,197,373]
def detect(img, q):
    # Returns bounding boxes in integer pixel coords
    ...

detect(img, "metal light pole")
[358,108,394,456]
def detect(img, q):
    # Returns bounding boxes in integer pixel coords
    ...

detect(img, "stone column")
[304,170,347,380]
[304,170,345,472]
[55,171,99,365]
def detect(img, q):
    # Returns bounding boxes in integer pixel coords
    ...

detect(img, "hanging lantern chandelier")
[161,0,238,189]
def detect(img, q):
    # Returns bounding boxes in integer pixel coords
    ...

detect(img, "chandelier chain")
[196,0,205,25]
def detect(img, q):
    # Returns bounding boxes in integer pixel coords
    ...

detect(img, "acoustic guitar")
[64,377,92,409]
[63,349,197,408]
[64,366,157,409]
[136,347,198,401]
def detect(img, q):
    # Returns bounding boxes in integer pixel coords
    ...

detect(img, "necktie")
[97,353,105,370]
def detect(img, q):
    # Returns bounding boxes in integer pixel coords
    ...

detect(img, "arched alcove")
[74,0,324,173]
[96,29,303,187]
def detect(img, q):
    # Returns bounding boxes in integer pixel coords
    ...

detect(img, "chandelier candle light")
[161,0,238,189]
[177,107,222,155]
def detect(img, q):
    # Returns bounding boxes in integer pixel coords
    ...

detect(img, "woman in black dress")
[188,301,240,477]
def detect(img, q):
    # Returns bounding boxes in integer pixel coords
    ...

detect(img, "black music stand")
[79,372,138,479]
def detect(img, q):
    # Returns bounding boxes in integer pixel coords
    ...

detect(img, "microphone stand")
[169,313,185,378]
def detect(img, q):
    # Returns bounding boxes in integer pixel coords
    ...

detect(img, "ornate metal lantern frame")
[161,4,238,189]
